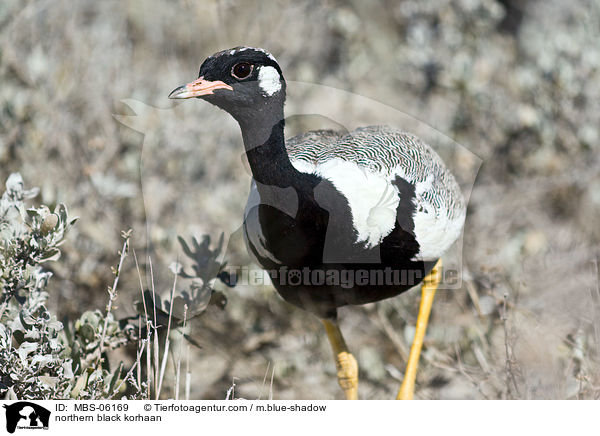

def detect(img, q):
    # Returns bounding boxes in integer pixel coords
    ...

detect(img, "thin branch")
[156,265,179,398]
[97,234,129,360]
[185,344,191,400]
[501,293,521,399]
[376,306,409,361]
[269,364,275,400]
[109,340,146,399]
[133,248,152,399]
[258,361,271,400]
[175,304,188,400]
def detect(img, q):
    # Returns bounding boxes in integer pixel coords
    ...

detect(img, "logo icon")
[3,402,51,433]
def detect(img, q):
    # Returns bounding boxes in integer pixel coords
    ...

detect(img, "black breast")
[243,173,436,319]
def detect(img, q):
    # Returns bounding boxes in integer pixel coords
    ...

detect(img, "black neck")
[239,113,305,189]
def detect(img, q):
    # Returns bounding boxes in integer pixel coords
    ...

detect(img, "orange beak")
[168,76,233,99]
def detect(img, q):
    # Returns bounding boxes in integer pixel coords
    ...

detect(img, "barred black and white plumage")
[286,126,466,260]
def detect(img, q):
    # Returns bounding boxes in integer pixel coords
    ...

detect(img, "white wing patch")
[411,205,465,261]
[293,158,400,247]
[287,126,467,260]
[407,169,465,261]
[290,159,316,175]
[257,66,282,96]
[291,156,466,259]
[366,184,399,244]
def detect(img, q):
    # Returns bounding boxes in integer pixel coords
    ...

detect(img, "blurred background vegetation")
[0,0,598,399]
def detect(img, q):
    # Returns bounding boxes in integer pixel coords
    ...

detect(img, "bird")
[169,46,466,400]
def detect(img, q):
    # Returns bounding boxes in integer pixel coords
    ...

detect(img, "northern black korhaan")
[169,47,466,400]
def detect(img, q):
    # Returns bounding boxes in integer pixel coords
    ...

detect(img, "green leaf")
[108,361,124,394]
[71,372,88,398]
[39,248,60,262]
[19,310,35,330]
[56,204,68,226]
[31,354,54,369]
[78,323,96,343]
[17,341,38,362]
[25,208,40,220]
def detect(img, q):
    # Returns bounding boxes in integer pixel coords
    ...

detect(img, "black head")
[169,47,285,123]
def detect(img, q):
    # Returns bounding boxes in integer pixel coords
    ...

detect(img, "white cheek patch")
[257,66,282,96]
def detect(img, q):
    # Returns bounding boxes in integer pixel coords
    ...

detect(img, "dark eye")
[232,62,253,79]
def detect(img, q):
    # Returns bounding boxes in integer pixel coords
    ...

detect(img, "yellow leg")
[322,319,358,400]
[397,259,442,400]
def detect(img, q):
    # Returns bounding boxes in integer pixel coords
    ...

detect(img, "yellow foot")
[322,319,359,400]
[335,351,358,400]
